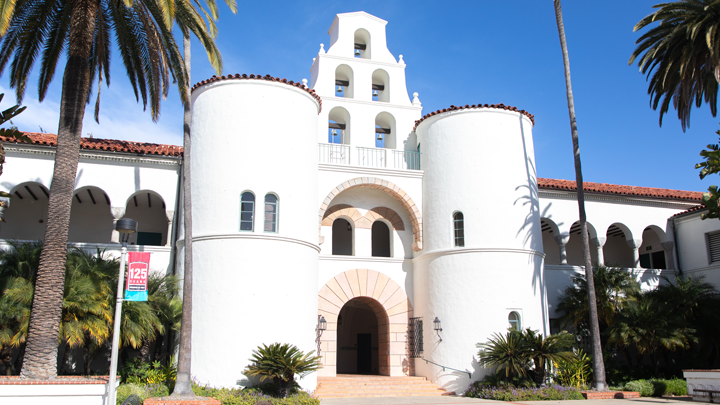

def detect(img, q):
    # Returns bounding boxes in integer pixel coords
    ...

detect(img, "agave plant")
[244,343,321,398]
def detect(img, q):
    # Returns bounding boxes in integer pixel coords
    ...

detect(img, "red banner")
[126,252,151,292]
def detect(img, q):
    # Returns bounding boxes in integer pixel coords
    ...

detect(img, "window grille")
[708,232,720,263]
[408,317,423,358]
[453,212,464,247]
[240,192,255,231]
[264,194,278,233]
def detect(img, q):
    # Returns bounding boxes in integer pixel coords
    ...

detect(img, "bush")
[464,383,585,401]
[648,378,688,396]
[553,349,591,389]
[192,383,320,405]
[116,383,170,405]
[624,380,654,397]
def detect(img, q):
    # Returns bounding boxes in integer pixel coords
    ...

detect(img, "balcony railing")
[319,143,420,171]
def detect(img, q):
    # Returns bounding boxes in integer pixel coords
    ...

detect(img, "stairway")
[315,375,454,398]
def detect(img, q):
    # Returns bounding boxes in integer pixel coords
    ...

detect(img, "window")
[332,218,353,255]
[240,192,255,231]
[508,312,521,331]
[453,212,464,247]
[371,221,391,257]
[264,194,278,233]
[408,317,423,358]
[708,231,720,263]
[639,251,667,269]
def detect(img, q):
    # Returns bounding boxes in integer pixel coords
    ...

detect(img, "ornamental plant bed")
[581,391,640,400]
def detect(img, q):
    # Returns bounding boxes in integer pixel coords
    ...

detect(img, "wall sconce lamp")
[433,317,443,342]
[316,315,327,355]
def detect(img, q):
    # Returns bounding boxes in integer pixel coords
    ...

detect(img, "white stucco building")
[0,11,717,395]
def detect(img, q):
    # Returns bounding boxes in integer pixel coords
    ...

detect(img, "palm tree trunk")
[172,33,195,397]
[553,0,607,391]
[139,338,151,363]
[20,0,100,380]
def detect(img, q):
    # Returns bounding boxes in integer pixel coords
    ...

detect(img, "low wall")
[0,376,116,405]
[684,369,720,402]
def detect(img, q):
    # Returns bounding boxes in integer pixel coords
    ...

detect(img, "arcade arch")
[0,182,49,241]
[68,186,113,243]
[317,269,413,377]
[603,223,635,268]
[123,190,169,246]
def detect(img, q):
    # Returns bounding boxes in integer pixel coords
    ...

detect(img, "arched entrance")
[337,298,383,374]
[318,269,413,377]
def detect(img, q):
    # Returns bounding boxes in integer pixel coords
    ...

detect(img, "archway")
[337,298,380,374]
[317,269,413,377]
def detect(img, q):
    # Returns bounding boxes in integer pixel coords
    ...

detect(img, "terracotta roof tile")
[413,103,535,130]
[538,178,703,201]
[191,74,322,113]
[671,205,707,217]
[0,132,183,157]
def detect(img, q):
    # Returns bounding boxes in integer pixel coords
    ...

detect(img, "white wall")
[675,212,720,287]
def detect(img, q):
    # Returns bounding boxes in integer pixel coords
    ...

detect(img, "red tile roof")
[413,103,535,130]
[671,205,707,217]
[191,74,322,113]
[538,178,703,201]
[0,132,183,157]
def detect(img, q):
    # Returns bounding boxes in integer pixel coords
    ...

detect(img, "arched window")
[354,29,371,59]
[332,218,353,256]
[371,221,391,257]
[453,212,464,247]
[264,194,278,233]
[240,192,255,231]
[508,312,521,331]
[335,65,354,98]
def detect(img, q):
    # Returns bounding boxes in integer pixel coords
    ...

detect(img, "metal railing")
[421,358,472,378]
[318,143,350,165]
[318,143,421,171]
[357,146,386,168]
[393,150,421,170]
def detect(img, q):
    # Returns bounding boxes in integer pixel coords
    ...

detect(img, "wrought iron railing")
[421,358,472,378]
[393,150,421,170]
[408,317,423,358]
[356,146,386,168]
[318,143,350,165]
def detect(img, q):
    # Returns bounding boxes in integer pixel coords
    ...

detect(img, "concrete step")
[315,375,452,399]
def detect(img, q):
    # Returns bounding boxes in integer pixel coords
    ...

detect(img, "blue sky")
[1,1,718,193]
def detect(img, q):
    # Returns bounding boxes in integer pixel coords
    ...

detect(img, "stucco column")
[661,241,676,270]
[591,237,606,266]
[626,239,642,268]
[110,207,126,243]
[554,234,570,265]
[165,210,175,247]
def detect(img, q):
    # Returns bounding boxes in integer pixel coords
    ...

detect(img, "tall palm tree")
[0,0,222,379]
[553,0,607,391]
[630,0,720,131]
[172,0,235,394]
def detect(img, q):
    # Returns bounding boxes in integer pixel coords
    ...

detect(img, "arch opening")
[639,226,667,269]
[375,112,396,149]
[353,29,371,59]
[371,221,391,257]
[328,106,351,145]
[566,221,598,266]
[337,297,382,374]
[332,218,353,256]
[603,223,634,268]
[123,190,168,246]
[371,69,389,102]
[335,64,354,98]
[0,182,50,241]
[69,186,113,243]
[540,218,560,265]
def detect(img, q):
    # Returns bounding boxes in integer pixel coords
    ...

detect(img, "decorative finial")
[302,78,308,87]
[319,43,325,54]
[399,54,404,64]
[412,92,421,106]
[313,58,316,63]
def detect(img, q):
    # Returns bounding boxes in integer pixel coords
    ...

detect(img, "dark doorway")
[336,298,380,374]
[357,334,371,374]
[332,218,353,255]
[371,221,390,257]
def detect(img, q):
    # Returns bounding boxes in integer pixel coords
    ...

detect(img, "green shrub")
[553,349,591,389]
[116,383,170,405]
[192,383,319,405]
[464,383,585,401]
[648,378,688,396]
[624,380,654,397]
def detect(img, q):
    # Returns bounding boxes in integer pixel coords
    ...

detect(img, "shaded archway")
[337,298,380,374]
[540,218,560,265]
[0,182,50,241]
[68,186,113,243]
[123,190,169,246]
[317,269,413,377]
[603,223,635,267]
[319,178,422,251]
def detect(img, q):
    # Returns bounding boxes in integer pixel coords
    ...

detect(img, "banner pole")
[107,243,127,404]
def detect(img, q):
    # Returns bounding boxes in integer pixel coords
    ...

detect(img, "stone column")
[627,239,642,268]
[592,236,606,266]
[661,241,676,270]
[110,207,126,244]
[165,210,175,247]
[554,234,570,265]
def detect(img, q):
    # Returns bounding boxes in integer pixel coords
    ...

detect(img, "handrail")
[420,358,471,378]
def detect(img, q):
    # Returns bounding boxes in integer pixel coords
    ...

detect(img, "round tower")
[413,105,545,388]
[186,75,321,389]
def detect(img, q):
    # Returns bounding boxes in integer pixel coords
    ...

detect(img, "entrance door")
[357,333,371,374]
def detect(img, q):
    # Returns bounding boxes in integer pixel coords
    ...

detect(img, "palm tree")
[606,293,691,373]
[557,265,640,333]
[477,331,530,380]
[140,273,181,363]
[630,0,720,131]
[553,0,607,391]
[244,343,321,398]
[0,0,222,379]
[520,329,575,386]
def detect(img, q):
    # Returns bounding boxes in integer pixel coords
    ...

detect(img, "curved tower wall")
[413,108,545,390]
[189,79,320,389]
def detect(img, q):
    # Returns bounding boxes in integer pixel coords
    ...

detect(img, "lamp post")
[107,218,137,404]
